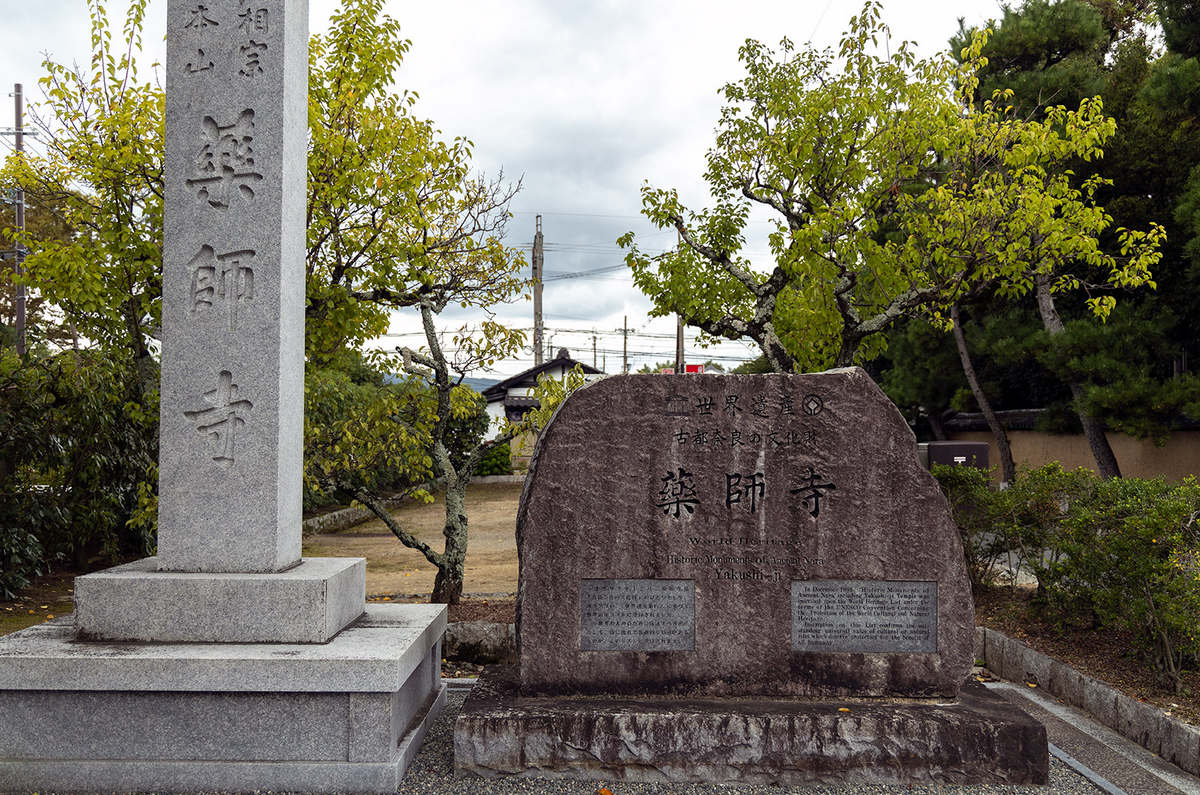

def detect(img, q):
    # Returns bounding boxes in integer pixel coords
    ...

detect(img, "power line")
[512,211,645,220]
[541,263,627,281]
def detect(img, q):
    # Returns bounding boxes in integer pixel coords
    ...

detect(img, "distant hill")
[459,376,501,392]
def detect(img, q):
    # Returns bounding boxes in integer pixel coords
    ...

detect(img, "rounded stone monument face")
[515,368,975,698]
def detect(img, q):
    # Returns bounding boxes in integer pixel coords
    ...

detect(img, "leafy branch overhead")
[620,0,1162,373]
[305,0,527,360]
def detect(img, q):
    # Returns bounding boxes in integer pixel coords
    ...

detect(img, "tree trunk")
[927,410,949,441]
[951,304,1016,484]
[1033,274,1122,479]
[835,330,860,369]
[431,479,469,604]
[430,565,464,605]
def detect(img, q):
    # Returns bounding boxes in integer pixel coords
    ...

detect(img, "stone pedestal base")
[73,556,366,643]
[454,666,1049,785]
[0,604,446,794]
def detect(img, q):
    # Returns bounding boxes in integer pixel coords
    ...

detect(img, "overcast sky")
[1,0,1004,377]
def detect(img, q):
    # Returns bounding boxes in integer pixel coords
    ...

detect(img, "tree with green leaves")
[0,347,156,596]
[304,1,523,361]
[297,0,528,604]
[944,0,1200,478]
[302,352,432,510]
[620,3,965,373]
[2,0,163,404]
[620,2,1161,396]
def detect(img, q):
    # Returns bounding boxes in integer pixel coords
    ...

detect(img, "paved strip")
[988,681,1200,795]
[1049,742,1130,795]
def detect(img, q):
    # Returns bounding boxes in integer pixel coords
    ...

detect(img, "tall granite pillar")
[158,0,307,574]
[0,3,447,790]
[68,0,364,645]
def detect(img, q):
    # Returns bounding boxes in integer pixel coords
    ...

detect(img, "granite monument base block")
[0,605,446,794]
[73,556,366,643]
[454,666,1049,786]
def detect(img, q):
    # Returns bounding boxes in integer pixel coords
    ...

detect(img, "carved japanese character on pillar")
[238,3,269,34]
[188,245,256,331]
[183,370,253,468]
[184,3,219,29]
[239,40,268,77]
[186,49,214,74]
[186,110,264,212]
[237,2,270,77]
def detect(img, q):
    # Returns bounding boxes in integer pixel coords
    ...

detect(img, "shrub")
[936,460,1200,694]
[931,464,1014,587]
[0,349,157,596]
[1007,463,1098,592]
[475,443,512,477]
[1041,476,1200,693]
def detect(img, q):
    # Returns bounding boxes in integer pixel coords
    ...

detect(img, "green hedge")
[934,463,1200,694]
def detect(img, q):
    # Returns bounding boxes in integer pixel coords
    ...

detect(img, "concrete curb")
[470,474,526,485]
[976,626,1200,776]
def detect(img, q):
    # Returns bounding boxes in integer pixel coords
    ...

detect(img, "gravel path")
[397,692,1103,795]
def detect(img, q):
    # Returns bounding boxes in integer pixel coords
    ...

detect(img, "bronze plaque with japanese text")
[580,579,695,651]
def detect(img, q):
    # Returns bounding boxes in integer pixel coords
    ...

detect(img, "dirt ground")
[302,482,522,598]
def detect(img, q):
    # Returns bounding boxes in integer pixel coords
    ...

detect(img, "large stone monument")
[455,370,1048,785]
[0,2,444,791]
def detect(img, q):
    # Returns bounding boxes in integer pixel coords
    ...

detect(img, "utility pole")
[592,329,597,368]
[532,215,544,367]
[675,229,684,373]
[622,316,628,374]
[5,84,30,356]
[675,314,684,373]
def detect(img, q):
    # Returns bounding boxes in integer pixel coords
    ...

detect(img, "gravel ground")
[396,692,1103,795]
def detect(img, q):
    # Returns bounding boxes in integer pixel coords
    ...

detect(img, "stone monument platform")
[456,665,1047,785]
[0,604,446,794]
[454,370,1050,784]
[73,556,366,643]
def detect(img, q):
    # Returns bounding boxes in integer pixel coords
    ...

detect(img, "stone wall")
[949,429,1200,484]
